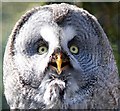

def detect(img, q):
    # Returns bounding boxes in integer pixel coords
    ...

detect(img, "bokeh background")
[1,2,119,110]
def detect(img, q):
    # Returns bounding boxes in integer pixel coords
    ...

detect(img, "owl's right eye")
[38,45,48,55]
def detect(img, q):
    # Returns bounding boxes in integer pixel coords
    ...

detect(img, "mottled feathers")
[3,3,120,110]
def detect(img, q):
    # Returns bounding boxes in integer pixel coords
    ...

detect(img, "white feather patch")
[40,25,61,57]
[40,25,59,46]
[61,26,75,47]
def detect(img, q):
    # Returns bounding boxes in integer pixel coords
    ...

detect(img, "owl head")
[3,3,119,109]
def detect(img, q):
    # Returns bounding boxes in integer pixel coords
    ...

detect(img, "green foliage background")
[1,2,119,110]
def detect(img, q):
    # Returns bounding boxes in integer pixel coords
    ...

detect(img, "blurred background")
[1,2,119,110]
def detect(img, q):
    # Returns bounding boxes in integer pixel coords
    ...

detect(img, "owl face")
[12,8,98,108]
[14,8,98,75]
[15,8,92,84]
[4,3,119,109]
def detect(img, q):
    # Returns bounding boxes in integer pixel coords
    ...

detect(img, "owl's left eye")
[38,45,48,55]
[69,45,79,54]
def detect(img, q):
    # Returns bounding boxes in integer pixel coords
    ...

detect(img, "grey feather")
[3,3,120,110]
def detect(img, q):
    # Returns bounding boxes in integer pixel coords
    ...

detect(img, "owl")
[3,3,120,110]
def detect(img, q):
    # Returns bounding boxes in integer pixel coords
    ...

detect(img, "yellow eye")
[70,45,79,54]
[38,46,48,55]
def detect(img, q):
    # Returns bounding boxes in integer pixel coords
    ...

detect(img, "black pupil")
[41,48,45,52]
[72,47,76,51]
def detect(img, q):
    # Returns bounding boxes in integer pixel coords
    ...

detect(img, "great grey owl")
[3,3,120,110]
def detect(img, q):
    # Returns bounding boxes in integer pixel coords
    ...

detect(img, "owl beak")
[56,53,62,74]
[49,51,70,75]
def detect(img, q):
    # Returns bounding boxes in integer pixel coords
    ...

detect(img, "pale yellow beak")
[49,52,69,75]
[55,54,62,75]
